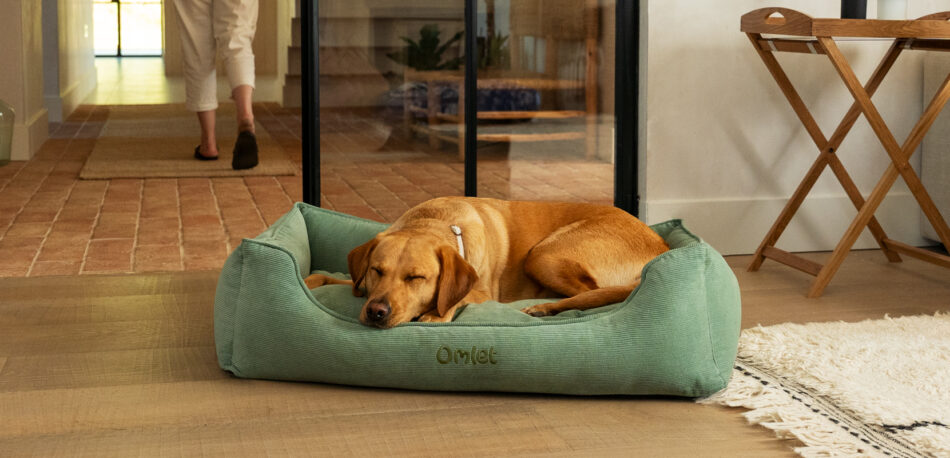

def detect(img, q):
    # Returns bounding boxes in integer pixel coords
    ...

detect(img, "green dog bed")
[214,203,741,396]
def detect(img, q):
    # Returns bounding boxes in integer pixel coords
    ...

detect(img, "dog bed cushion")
[214,203,741,396]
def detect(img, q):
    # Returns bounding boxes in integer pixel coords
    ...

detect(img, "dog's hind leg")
[521,284,637,317]
[519,219,644,317]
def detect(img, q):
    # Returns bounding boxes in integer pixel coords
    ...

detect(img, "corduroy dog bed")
[214,203,741,396]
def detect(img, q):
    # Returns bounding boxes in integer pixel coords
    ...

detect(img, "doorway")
[94,0,164,57]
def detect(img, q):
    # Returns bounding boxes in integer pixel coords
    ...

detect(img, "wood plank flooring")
[0,250,948,456]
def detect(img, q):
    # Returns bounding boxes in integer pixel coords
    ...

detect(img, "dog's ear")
[347,237,379,297]
[435,245,478,317]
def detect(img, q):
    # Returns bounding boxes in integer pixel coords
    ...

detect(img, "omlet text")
[436,345,497,365]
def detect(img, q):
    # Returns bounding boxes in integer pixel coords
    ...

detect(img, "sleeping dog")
[304,197,668,328]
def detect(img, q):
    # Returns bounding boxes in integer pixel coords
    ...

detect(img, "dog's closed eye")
[371,267,384,276]
[404,275,425,282]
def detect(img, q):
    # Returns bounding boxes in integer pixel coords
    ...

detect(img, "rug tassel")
[700,370,883,457]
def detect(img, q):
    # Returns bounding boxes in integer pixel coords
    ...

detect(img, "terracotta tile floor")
[0,103,613,278]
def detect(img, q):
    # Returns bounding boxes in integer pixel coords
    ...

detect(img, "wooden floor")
[0,250,948,456]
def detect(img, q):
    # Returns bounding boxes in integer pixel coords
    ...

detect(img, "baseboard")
[644,193,927,255]
[60,68,98,119]
[45,66,98,123]
[11,108,50,161]
[44,94,64,124]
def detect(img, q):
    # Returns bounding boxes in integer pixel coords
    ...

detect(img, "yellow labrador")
[305,197,668,328]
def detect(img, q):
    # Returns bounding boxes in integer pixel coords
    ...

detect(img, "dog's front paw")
[521,303,555,317]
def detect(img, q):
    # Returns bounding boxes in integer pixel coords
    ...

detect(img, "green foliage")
[478,32,510,70]
[386,24,463,71]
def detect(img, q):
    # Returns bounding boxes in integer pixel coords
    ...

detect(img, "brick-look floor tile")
[140,204,179,219]
[4,223,51,238]
[30,261,82,277]
[137,229,179,246]
[15,208,59,226]
[182,228,226,243]
[0,236,45,252]
[0,264,31,277]
[82,239,133,274]
[36,238,88,263]
[93,222,138,239]
[134,244,182,272]
[0,246,39,269]
[137,221,180,245]
[182,241,228,271]
[51,219,96,235]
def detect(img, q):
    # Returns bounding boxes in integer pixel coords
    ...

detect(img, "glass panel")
[94,1,119,56]
[319,1,466,222]
[476,0,615,204]
[120,1,163,56]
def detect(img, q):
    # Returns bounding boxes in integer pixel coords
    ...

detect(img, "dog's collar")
[450,225,465,259]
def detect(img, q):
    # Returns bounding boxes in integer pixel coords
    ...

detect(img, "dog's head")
[347,231,477,328]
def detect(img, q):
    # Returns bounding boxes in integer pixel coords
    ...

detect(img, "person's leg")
[173,0,219,159]
[232,84,255,134]
[215,0,259,169]
[197,110,218,157]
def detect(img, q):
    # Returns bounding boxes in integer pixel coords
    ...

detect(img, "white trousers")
[172,0,258,112]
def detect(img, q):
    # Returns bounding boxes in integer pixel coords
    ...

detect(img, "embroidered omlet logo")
[436,345,497,365]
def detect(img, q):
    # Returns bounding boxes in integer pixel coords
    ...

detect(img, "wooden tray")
[741,7,950,38]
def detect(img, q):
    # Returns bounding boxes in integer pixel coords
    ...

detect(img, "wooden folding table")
[741,7,950,297]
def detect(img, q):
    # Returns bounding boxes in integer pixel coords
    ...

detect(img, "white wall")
[640,0,950,255]
[43,0,97,123]
[57,0,97,121]
[0,0,49,160]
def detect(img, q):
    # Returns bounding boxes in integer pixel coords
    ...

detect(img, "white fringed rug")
[700,314,950,457]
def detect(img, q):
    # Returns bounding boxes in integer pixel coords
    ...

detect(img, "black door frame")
[301,0,640,217]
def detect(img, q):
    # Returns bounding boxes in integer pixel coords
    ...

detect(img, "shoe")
[194,145,218,161]
[232,131,259,170]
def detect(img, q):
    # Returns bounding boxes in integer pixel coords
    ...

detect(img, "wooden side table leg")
[818,40,905,263]
[809,165,901,297]
[826,154,901,263]
[749,154,829,271]
[746,32,834,271]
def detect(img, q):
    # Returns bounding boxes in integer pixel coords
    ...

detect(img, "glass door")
[315,1,467,220]
[475,0,615,204]
[303,0,636,216]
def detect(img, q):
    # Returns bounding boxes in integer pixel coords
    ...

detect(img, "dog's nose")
[366,301,391,322]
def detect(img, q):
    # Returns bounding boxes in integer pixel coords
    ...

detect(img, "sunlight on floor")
[85,57,182,105]
[84,57,240,105]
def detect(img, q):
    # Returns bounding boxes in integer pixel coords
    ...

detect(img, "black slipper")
[194,145,218,161]
[232,131,259,170]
